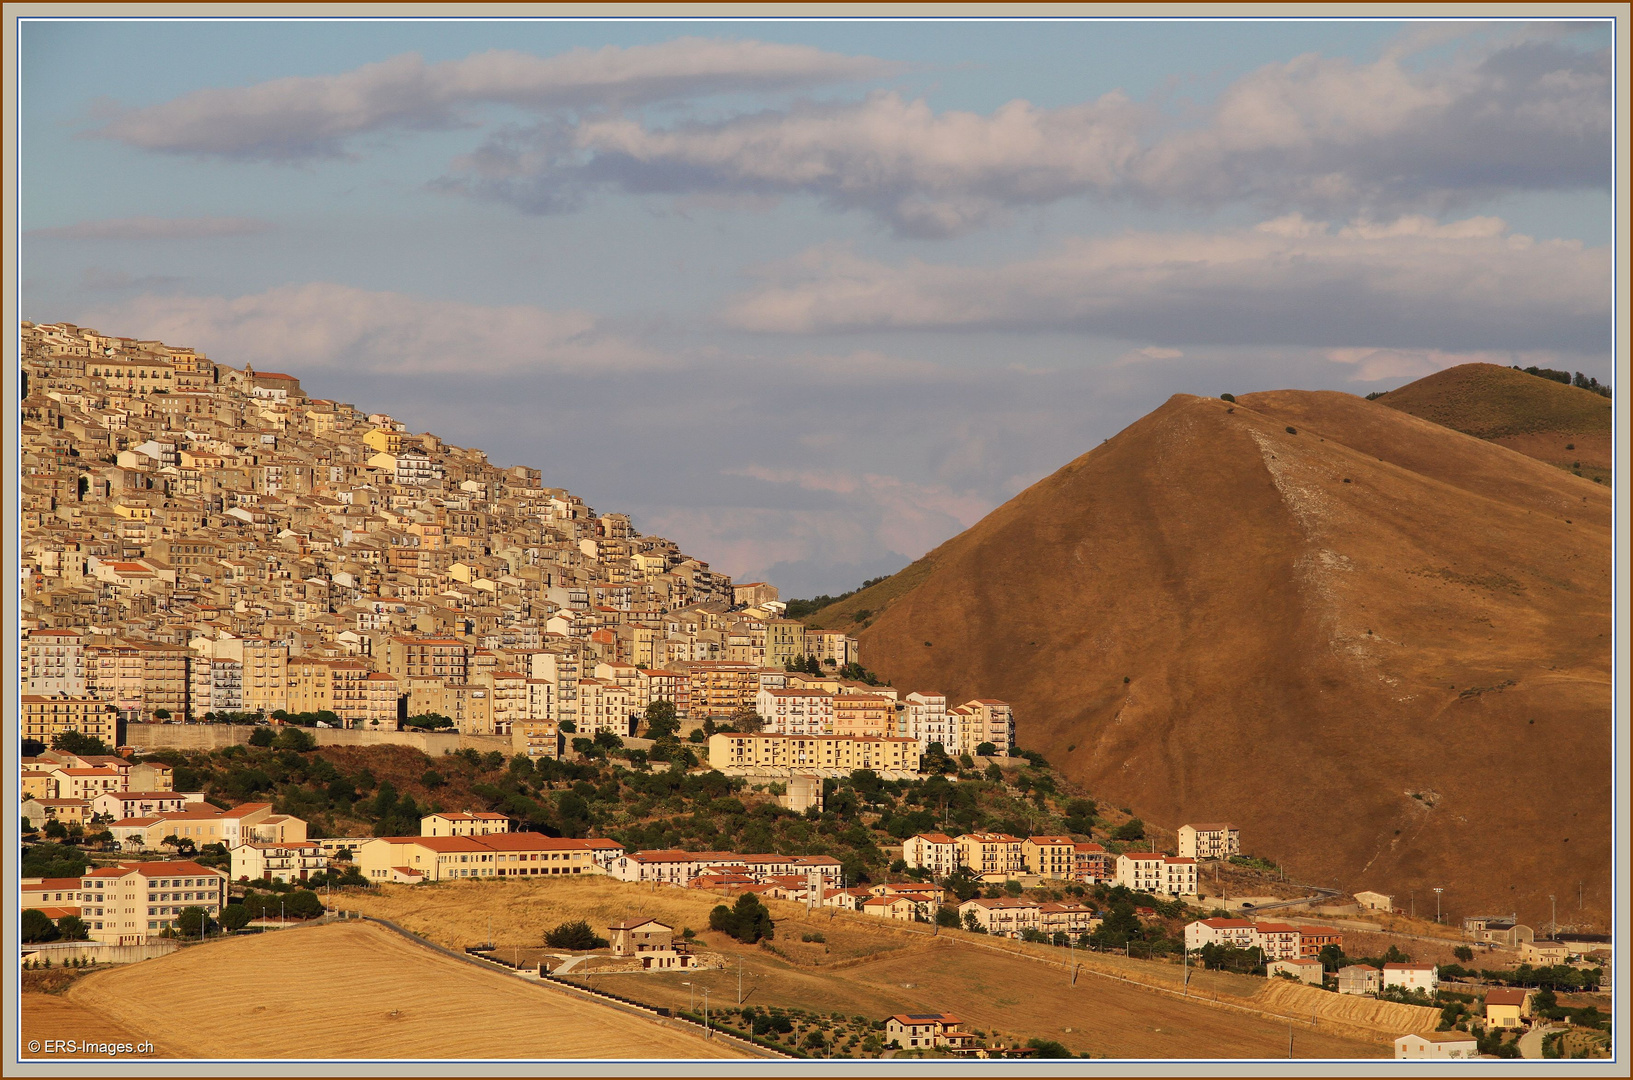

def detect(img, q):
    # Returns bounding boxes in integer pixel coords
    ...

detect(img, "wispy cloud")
[80,282,664,374]
[1323,346,1581,382]
[89,40,900,162]
[28,216,273,240]
[444,35,1609,234]
[720,215,1610,353]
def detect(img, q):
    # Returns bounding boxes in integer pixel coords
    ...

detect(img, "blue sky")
[16,16,1615,595]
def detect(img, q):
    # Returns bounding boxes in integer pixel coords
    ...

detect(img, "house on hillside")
[1395,1032,1479,1059]
[1354,891,1392,912]
[1267,957,1324,985]
[608,917,696,970]
[1483,988,1533,1030]
[1336,964,1381,995]
[885,1014,977,1052]
[1382,963,1438,994]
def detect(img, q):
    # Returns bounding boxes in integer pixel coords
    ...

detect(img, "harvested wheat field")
[63,921,749,1059]
[344,879,1394,1058]
[21,994,175,1059]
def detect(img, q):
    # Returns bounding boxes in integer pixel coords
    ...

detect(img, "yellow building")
[362,427,403,454]
[357,834,599,883]
[708,732,921,772]
[22,695,118,746]
[79,859,228,944]
[512,719,562,760]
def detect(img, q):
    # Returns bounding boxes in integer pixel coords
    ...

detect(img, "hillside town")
[17,320,1612,1061]
[18,321,1015,766]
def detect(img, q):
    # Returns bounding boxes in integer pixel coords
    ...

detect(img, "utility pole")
[704,988,711,1038]
[738,958,744,1004]
[1549,895,1556,938]
[1433,888,1444,924]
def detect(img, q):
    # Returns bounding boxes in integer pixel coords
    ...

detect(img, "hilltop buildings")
[19,321,1014,769]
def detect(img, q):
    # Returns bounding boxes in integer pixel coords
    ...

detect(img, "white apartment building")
[1177,823,1241,861]
[756,687,835,736]
[902,833,959,877]
[1114,852,1199,897]
[902,692,950,753]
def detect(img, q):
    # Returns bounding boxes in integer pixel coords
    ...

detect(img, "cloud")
[79,267,185,292]
[644,465,991,588]
[27,216,273,240]
[448,89,1149,235]
[78,283,663,374]
[1324,346,1583,382]
[720,215,1610,353]
[444,36,1609,234]
[90,40,899,162]
[1116,346,1185,365]
[1132,37,1611,215]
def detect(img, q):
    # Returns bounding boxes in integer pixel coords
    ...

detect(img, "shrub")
[710,894,775,944]
[1219,393,1235,402]
[544,920,608,950]
[248,726,275,747]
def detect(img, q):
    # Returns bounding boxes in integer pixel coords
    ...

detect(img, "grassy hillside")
[845,390,1611,927]
[1377,363,1613,484]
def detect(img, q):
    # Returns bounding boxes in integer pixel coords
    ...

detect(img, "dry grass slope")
[1378,363,1613,482]
[842,390,1610,926]
[342,879,1394,1058]
[61,921,747,1059]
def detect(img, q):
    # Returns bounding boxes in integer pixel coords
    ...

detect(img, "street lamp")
[1433,888,1443,924]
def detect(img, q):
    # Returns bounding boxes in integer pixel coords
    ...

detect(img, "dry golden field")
[54,921,748,1059]
[20,993,176,1060]
[342,879,1404,1058]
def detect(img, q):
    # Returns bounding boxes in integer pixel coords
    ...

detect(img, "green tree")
[285,890,323,919]
[710,893,775,944]
[975,742,997,757]
[43,819,68,840]
[1453,945,1474,962]
[56,914,90,941]
[248,726,275,747]
[1112,818,1145,842]
[176,906,210,936]
[221,904,252,931]
[274,726,317,752]
[22,843,89,878]
[962,910,987,934]
[21,909,59,943]
[51,729,112,756]
[1318,943,1347,972]
[544,920,608,950]
[1028,1038,1075,1058]
[642,699,680,739]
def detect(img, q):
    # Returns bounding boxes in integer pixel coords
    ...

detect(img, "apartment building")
[832,693,894,738]
[902,833,959,877]
[1022,835,1075,879]
[24,629,86,695]
[357,834,599,882]
[79,860,229,944]
[756,686,836,736]
[954,832,1026,879]
[421,811,510,837]
[707,732,922,773]
[1177,822,1241,861]
[1114,853,1198,897]
[230,841,327,884]
[21,695,118,747]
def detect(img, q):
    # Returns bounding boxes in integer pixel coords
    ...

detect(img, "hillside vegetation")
[1377,363,1613,484]
[831,390,1610,927]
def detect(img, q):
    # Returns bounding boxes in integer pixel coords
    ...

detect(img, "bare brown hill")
[820,391,1611,927]
[1376,363,1613,484]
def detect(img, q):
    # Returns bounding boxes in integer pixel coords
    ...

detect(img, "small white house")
[1382,963,1439,994]
[1395,1032,1477,1059]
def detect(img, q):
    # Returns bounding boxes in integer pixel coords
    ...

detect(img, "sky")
[16,16,1616,597]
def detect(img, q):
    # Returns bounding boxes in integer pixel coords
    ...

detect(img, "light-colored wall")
[123,722,513,756]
